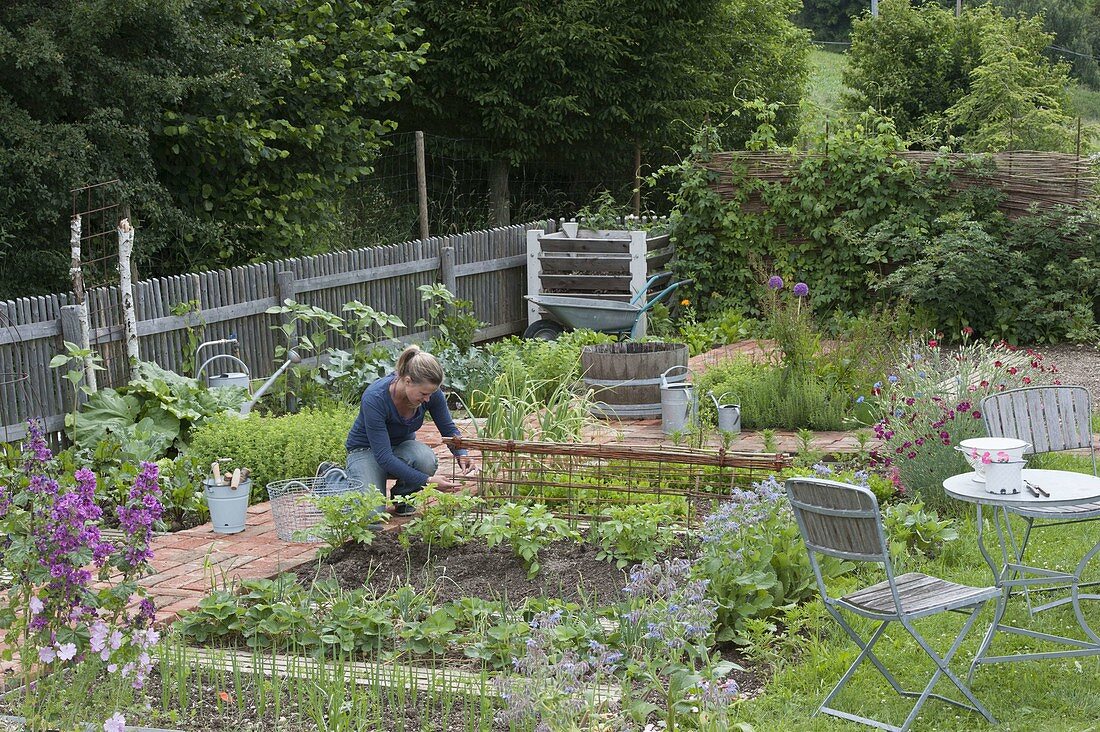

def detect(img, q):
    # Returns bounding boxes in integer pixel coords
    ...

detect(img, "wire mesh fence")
[450,437,791,527]
[356,132,647,243]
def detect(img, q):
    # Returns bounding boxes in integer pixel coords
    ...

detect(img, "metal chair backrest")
[981,386,1095,473]
[786,477,889,564]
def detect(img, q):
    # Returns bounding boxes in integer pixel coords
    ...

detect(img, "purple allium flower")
[767,275,784,290]
[793,282,809,297]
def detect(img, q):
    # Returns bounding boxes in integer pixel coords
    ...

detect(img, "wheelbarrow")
[523,273,694,340]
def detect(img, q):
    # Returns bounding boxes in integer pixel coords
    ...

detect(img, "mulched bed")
[293,529,660,606]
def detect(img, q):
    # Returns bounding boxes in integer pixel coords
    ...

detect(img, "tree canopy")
[0,0,425,297]
[389,0,810,163]
[844,0,1075,149]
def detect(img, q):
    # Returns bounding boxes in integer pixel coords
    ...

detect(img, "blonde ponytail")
[395,345,444,386]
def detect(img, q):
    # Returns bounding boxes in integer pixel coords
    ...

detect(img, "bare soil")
[293,529,644,606]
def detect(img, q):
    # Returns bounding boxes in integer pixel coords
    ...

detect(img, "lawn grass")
[731,460,1100,731]
[1069,82,1100,124]
[801,48,850,143]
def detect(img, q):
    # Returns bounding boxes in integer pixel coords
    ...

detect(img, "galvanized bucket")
[660,365,694,434]
[709,391,741,435]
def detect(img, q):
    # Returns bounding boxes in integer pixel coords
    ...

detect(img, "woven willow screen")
[447,437,791,526]
[706,150,1097,217]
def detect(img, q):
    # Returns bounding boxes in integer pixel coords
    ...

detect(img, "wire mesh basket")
[266,472,363,542]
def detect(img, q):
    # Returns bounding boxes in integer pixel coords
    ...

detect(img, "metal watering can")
[660,365,695,435]
[709,391,741,436]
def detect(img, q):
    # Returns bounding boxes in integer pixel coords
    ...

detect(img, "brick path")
[138,339,871,626]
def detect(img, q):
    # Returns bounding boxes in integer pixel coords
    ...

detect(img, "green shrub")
[486,329,615,403]
[845,0,1073,147]
[479,503,581,579]
[403,488,484,549]
[883,500,959,567]
[186,406,356,502]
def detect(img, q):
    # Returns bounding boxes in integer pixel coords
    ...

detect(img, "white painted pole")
[68,215,97,391]
[117,218,140,374]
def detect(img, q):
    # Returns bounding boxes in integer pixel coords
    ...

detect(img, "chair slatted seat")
[787,477,998,732]
[981,386,1100,609]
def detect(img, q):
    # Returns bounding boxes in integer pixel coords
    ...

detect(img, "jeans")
[346,440,438,505]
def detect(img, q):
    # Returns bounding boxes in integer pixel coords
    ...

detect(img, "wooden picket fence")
[0,221,553,444]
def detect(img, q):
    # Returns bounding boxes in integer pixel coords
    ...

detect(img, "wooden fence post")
[416,131,430,241]
[441,245,457,296]
[275,270,299,413]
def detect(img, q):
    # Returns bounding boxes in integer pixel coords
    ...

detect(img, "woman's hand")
[456,454,478,477]
[427,473,465,491]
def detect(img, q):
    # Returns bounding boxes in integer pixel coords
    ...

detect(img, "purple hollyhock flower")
[767,275,784,290]
[793,282,809,297]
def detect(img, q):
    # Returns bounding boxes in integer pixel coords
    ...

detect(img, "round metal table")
[944,468,1100,678]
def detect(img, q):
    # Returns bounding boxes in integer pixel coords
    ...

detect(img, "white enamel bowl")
[956,437,1030,483]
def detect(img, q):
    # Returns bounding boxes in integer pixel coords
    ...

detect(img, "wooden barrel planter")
[580,342,688,419]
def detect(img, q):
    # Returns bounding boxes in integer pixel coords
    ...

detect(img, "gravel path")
[1038,343,1100,406]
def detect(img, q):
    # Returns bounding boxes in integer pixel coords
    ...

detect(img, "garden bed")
[293,530,670,605]
[0,666,507,732]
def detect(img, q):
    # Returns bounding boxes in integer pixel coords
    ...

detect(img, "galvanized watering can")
[660,365,695,434]
[709,391,741,436]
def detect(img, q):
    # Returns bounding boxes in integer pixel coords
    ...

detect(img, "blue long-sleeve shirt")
[346,372,465,486]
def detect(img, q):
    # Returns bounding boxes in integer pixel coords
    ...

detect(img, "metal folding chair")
[981,385,1100,612]
[786,477,998,732]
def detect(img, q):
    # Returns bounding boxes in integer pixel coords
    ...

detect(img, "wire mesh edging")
[447,437,791,528]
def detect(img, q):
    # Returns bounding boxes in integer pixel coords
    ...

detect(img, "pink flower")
[103,712,126,732]
[981,452,993,465]
[928,339,938,347]
[972,410,982,419]
[29,596,44,615]
[38,646,56,663]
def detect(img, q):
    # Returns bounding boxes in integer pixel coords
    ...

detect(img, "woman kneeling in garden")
[346,345,474,515]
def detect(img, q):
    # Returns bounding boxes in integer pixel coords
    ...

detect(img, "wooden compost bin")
[525,223,672,337]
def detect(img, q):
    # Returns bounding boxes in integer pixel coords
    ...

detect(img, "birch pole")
[117,218,140,375]
[68,215,97,391]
